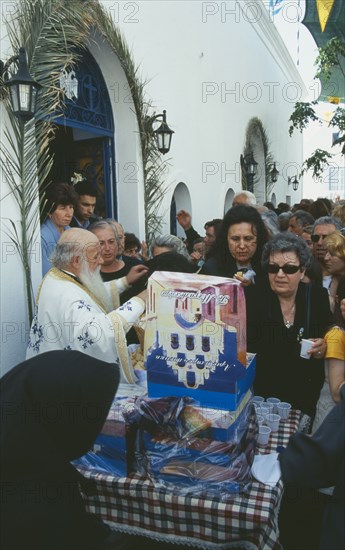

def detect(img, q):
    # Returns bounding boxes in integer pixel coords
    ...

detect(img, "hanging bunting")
[316,0,335,32]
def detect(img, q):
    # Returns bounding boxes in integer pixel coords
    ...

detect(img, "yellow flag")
[316,0,335,32]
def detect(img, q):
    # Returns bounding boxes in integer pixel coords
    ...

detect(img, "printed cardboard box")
[145,271,255,410]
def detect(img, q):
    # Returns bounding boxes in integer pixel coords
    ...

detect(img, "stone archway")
[170,182,192,237]
[242,118,275,205]
[49,49,115,218]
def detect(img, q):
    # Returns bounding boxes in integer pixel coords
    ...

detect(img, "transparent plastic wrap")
[72,450,123,475]
[123,395,258,498]
[73,396,140,477]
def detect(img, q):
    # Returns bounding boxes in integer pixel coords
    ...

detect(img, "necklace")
[282,303,296,328]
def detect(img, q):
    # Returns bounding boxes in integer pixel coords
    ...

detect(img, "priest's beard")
[79,261,113,312]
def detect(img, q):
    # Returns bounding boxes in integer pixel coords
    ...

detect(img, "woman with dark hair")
[202,205,269,285]
[41,183,78,276]
[309,198,331,219]
[124,232,143,260]
[0,350,119,550]
[250,232,333,418]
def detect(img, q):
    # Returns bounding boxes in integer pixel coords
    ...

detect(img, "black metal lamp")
[151,110,174,154]
[1,47,41,121]
[243,151,258,193]
[270,162,279,183]
[288,175,299,191]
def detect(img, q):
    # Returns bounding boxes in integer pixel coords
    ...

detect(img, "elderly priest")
[26,228,148,383]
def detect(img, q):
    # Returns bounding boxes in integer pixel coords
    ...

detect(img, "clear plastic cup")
[252,395,265,405]
[263,402,275,413]
[256,405,269,418]
[257,425,271,447]
[266,413,281,432]
[256,414,264,425]
[300,339,313,359]
[266,397,281,413]
[276,402,291,421]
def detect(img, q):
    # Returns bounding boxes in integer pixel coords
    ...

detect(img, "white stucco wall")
[110,0,306,235]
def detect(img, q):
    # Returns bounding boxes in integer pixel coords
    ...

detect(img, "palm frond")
[1,0,169,324]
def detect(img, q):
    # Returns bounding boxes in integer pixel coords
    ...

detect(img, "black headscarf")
[0,350,119,550]
[145,251,195,275]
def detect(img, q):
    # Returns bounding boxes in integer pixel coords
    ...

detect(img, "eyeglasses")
[311,234,329,243]
[267,264,301,274]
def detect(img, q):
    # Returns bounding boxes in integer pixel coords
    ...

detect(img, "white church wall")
[110,0,306,235]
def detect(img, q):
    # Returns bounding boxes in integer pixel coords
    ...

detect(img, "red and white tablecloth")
[79,410,303,550]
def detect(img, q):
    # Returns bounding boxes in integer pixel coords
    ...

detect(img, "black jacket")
[280,385,345,550]
[0,351,119,550]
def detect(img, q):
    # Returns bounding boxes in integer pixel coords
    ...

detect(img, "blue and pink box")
[144,272,256,411]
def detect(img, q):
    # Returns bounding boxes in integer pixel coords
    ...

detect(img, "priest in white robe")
[26,228,148,384]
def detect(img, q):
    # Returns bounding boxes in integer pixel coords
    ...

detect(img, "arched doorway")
[243,118,273,205]
[170,182,192,236]
[48,49,116,218]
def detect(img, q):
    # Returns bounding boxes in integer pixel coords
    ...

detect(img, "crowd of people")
[1,181,344,549]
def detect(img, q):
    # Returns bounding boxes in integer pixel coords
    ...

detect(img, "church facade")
[0,0,306,373]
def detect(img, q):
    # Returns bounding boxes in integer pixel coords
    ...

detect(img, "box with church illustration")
[144,271,256,410]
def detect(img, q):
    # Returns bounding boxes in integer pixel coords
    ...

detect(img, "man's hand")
[176,209,192,230]
[126,265,149,285]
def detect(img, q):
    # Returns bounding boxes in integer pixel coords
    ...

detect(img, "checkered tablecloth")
[79,410,302,550]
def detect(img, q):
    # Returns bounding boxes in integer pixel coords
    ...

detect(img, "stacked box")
[145,271,255,410]
[92,397,138,477]
[127,394,257,495]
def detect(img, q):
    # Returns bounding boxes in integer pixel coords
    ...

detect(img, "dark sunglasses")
[267,264,301,274]
[311,234,328,243]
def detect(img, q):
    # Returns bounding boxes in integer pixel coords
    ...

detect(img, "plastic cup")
[256,414,264,425]
[266,397,281,413]
[256,405,269,419]
[252,395,265,405]
[257,425,271,447]
[266,413,281,432]
[277,402,291,421]
[300,339,313,359]
[262,402,275,413]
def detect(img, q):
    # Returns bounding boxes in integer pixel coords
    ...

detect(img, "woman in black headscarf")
[0,350,119,550]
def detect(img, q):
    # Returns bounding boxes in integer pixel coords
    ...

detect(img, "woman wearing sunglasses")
[249,233,334,419]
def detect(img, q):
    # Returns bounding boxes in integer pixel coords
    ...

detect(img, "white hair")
[150,234,190,259]
[233,190,257,206]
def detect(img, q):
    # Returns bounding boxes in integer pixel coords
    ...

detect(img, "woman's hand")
[234,269,256,287]
[308,338,326,359]
[234,273,253,287]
